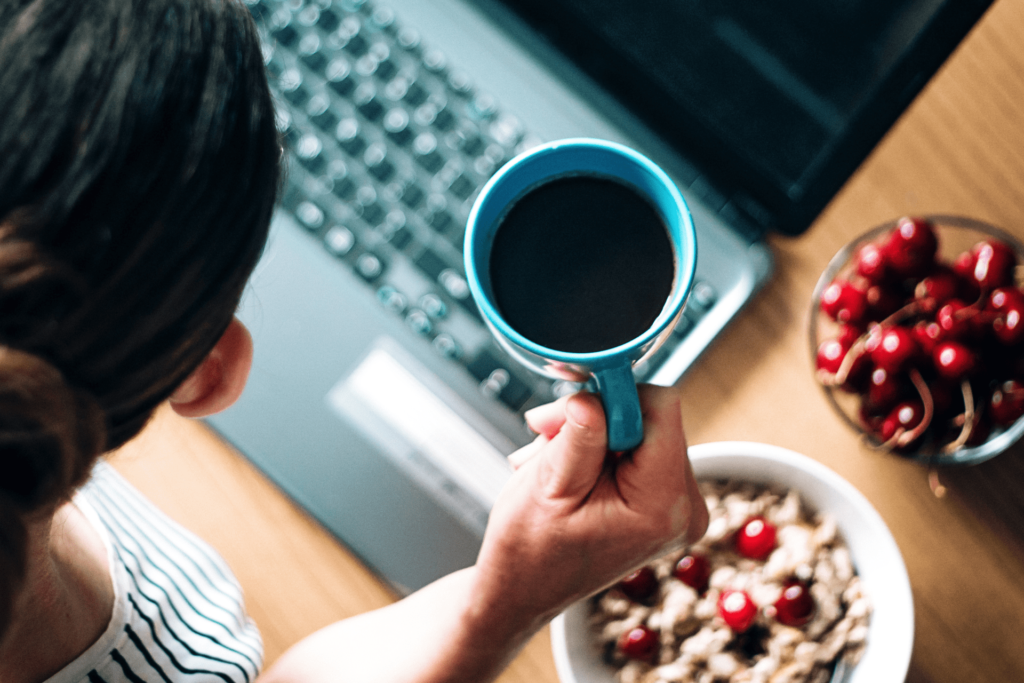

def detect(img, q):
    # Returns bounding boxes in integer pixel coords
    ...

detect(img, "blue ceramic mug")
[464,138,697,451]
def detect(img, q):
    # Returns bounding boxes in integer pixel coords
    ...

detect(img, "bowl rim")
[550,441,914,683]
[808,214,1024,466]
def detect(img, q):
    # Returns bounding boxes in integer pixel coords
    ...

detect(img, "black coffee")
[488,174,675,353]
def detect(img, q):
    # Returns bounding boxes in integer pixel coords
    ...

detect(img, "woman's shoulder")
[48,462,264,683]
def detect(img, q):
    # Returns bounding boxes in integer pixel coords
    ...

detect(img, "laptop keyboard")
[246,0,717,415]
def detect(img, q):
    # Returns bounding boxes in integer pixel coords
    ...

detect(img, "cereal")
[590,480,871,683]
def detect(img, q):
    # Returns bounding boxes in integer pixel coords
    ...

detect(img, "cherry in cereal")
[718,589,758,632]
[618,625,659,661]
[618,566,658,603]
[735,516,777,560]
[674,552,711,593]
[773,580,815,626]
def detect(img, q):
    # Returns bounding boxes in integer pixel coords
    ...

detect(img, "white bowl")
[551,441,914,683]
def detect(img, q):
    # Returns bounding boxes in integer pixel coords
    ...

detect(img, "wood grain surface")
[108,0,1024,680]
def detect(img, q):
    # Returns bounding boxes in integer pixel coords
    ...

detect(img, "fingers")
[536,392,609,500]
[523,395,571,438]
[619,385,707,544]
[507,435,548,470]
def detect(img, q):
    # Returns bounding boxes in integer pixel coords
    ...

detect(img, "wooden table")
[109,0,1024,680]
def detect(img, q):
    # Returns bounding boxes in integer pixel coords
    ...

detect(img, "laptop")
[209,0,993,594]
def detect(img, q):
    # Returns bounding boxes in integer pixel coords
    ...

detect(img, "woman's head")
[0,0,280,636]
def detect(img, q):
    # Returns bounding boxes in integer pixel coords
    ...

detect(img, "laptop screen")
[496,0,993,235]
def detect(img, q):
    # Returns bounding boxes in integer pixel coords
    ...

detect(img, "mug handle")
[593,364,643,452]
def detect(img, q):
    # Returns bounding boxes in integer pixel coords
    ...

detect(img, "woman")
[0,1,707,680]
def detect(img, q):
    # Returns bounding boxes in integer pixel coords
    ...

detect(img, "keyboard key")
[355,252,385,281]
[363,143,395,181]
[326,159,356,199]
[268,8,299,47]
[421,48,447,75]
[369,6,397,33]
[278,68,307,106]
[424,207,454,233]
[412,133,444,172]
[688,280,718,312]
[446,170,476,200]
[438,268,470,300]
[391,177,425,209]
[413,247,448,281]
[405,308,432,336]
[353,82,384,121]
[432,333,462,360]
[396,26,421,53]
[466,349,531,410]
[356,185,385,225]
[335,16,368,56]
[305,93,338,133]
[446,70,474,98]
[314,7,340,32]
[295,134,326,174]
[295,200,326,231]
[323,225,356,256]
[325,58,357,97]
[468,92,497,121]
[335,117,366,155]
[418,293,447,319]
[383,108,413,145]
[376,285,407,313]
[297,32,328,71]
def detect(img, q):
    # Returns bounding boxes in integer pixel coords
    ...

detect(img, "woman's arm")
[258,385,708,683]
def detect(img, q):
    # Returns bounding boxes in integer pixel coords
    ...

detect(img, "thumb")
[537,392,608,500]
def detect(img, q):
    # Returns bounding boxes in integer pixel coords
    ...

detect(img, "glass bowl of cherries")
[811,215,1024,465]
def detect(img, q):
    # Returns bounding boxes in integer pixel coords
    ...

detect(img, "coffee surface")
[489,175,675,353]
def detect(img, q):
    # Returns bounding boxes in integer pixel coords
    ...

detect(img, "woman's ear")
[169,317,253,418]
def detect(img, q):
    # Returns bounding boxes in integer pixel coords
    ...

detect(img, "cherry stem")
[819,333,869,387]
[944,381,976,453]
[896,368,934,448]
[928,468,947,498]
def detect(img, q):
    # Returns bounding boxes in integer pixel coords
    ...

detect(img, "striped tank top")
[45,462,264,683]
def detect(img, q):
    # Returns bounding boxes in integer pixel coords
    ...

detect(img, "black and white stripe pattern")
[55,462,264,683]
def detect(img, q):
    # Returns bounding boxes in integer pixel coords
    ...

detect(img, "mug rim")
[464,137,698,363]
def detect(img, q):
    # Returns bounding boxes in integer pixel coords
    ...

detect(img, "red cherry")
[866,325,919,372]
[880,399,926,444]
[933,341,977,379]
[876,395,925,444]
[991,380,1024,426]
[736,516,777,560]
[855,242,889,283]
[936,299,974,340]
[865,283,903,320]
[970,240,1017,291]
[816,338,847,375]
[718,590,758,632]
[618,566,658,602]
[915,267,960,311]
[674,553,711,593]
[912,319,944,355]
[773,581,815,626]
[618,625,659,660]
[820,280,869,325]
[865,366,903,413]
[884,217,938,277]
[952,250,982,301]
[988,287,1024,345]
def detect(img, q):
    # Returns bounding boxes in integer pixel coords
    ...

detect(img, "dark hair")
[0,0,280,637]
